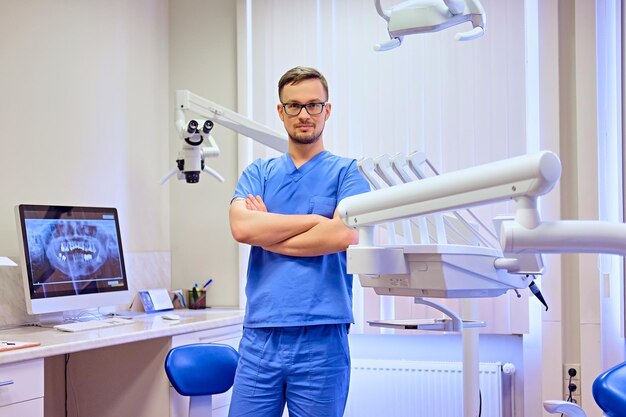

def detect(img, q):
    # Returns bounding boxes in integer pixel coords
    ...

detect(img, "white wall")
[168,0,240,307]
[0,0,170,255]
[0,0,242,314]
[0,0,175,325]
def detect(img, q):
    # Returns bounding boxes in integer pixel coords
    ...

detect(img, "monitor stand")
[35,308,109,326]
[33,311,70,327]
[34,307,144,327]
[98,305,145,319]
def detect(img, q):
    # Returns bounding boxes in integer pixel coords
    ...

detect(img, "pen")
[196,293,207,306]
[1,342,16,345]
[202,278,213,289]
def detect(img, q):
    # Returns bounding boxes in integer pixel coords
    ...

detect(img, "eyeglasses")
[281,102,327,116]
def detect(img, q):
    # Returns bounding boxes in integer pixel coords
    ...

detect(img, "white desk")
[0,309,244,417]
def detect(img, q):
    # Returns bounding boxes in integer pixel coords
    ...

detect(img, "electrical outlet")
[563,381,580,399]
[562,386,581,406]
[563,364,581,404]
[564,364,581,382]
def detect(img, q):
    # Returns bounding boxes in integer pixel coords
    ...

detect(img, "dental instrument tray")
[368,318,485,331]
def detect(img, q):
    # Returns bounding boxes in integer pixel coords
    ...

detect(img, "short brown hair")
[278,66,329,101]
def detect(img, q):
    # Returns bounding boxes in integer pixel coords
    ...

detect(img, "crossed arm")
[229,194,358,257]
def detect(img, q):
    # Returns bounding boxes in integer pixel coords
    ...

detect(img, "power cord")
[64,353,79,417]
[566,367,578,402]
[65,354,69,417]
[560,367,578,417]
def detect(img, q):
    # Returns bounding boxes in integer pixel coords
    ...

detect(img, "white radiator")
[344,359,507,417]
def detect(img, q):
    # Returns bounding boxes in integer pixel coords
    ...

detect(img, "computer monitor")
[15,204,130,316]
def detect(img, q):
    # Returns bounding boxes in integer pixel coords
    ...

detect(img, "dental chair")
[164,343,239,417]
[544,361,626,417]
[592,361,626,417]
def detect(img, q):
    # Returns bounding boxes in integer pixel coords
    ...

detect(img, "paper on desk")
[0,257,16,266]
[133,288,174,312]
[147,288,174,311]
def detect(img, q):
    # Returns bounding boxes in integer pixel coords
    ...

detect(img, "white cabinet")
[0,358,44,417]
[169,324,242,417]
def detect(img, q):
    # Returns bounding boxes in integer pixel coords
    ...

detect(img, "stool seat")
[543,400,586,417]
[164,343,239,417]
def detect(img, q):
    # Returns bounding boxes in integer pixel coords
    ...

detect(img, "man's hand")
[245,194,268,212]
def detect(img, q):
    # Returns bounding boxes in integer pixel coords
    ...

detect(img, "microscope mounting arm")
[175,90,288,153]
[161,90,288,184]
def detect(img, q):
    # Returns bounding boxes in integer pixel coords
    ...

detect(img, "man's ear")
[277,103,285,121]
[324,102,332,121]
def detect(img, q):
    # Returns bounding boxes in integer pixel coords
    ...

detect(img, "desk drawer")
[0,359,44,407]
[0,397,43,417]
[171,324,242,348]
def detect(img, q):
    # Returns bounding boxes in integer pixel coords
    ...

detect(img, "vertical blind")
[237,0,532,334]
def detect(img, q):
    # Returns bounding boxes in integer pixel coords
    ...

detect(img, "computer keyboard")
[54,317,134,332]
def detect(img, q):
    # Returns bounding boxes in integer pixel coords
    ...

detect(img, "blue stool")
[164,343,239,417]
[592,361,626,417]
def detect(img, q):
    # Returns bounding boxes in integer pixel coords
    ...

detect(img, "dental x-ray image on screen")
[27,218,123,296]
[16,205,130,315]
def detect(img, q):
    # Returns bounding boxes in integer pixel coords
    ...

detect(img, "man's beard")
[289,131,321,145]
[289,123,323,145]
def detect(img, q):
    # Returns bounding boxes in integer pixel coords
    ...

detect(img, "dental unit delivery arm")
[337,150,626,295]
[338,151,561,229]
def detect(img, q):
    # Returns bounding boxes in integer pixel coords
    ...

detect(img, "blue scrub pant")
[228,324,351,417]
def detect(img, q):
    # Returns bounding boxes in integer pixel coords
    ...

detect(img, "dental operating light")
[374,0,487,51]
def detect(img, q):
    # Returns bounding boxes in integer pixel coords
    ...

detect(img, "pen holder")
[188,289,206,309]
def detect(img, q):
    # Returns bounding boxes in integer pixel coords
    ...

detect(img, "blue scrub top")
[233,150,370,328]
